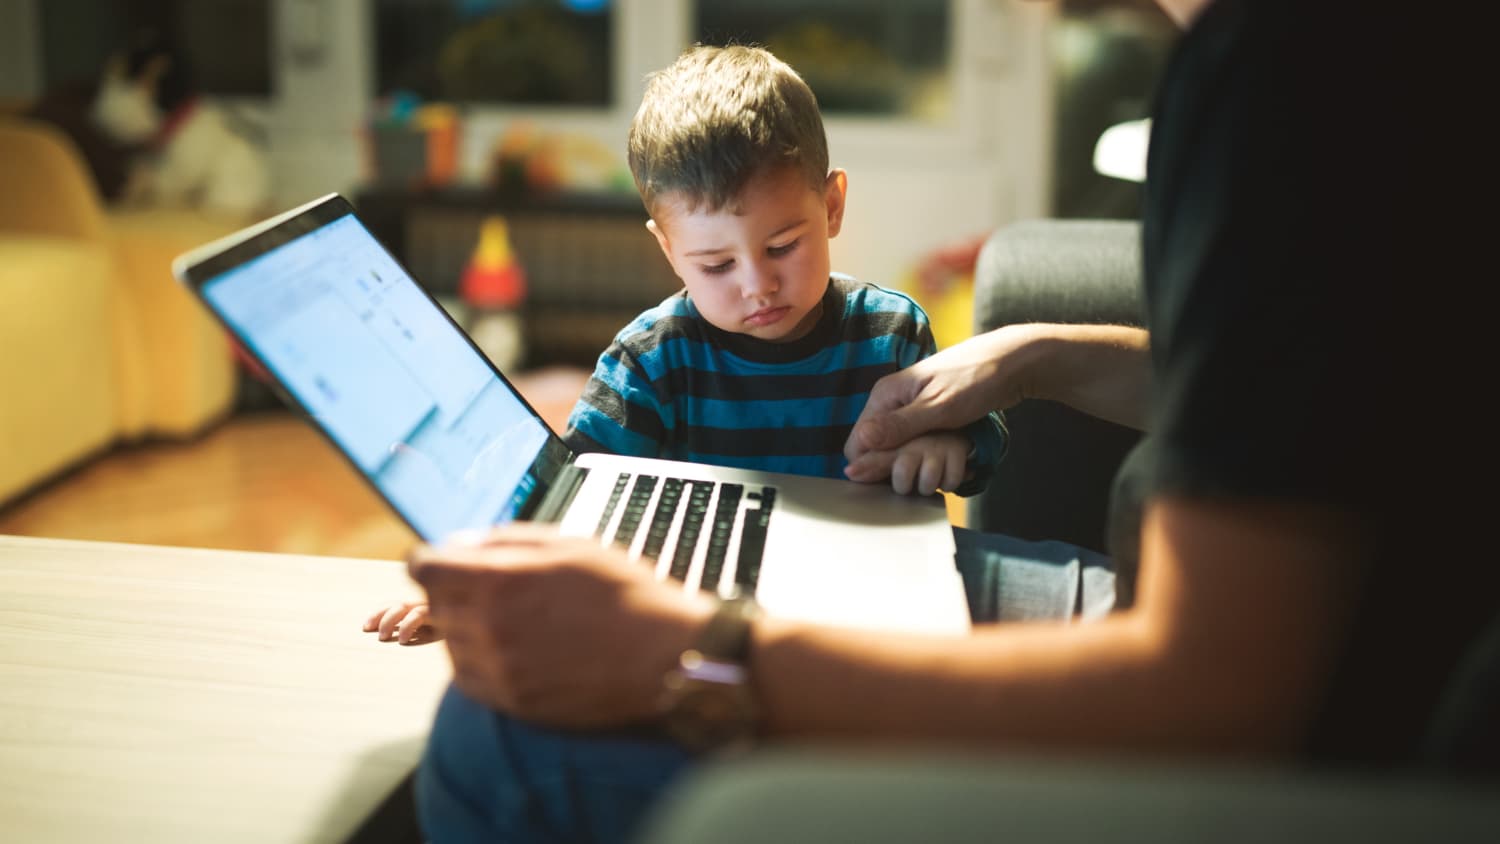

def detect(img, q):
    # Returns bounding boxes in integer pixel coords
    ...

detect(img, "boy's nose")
[740,262,779,298]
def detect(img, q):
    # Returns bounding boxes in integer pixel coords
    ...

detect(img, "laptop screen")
[198,209,557,542]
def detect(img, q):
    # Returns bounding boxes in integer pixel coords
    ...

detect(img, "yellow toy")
[460,215,528,371]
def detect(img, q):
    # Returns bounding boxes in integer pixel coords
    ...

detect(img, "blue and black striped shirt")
[562,274,1006,492]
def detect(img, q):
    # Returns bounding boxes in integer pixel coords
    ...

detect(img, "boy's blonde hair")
[628,44,828,214]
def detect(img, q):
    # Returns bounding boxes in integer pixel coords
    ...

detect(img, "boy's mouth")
[745,306,790,327]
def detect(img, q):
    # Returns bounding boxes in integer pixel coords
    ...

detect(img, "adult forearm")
[746,499,1348,758]
[1009,323,1152,431]
[846,323,1150,465]
[750,612,1199,753]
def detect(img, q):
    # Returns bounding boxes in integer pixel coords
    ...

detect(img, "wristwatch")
[659,590,761,752]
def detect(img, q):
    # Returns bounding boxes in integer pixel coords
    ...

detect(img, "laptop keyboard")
[593,472,775,595]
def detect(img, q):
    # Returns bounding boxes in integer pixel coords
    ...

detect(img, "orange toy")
[459,215,527,309]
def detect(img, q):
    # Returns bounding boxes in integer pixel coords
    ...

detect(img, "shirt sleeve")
[560,343,670,458]
[952,411,1008,498]
[1143,1,1393,507]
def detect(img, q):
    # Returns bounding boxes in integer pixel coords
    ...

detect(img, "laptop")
[173,193,970,635]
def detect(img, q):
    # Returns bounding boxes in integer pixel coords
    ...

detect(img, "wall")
[1,0,1055,293]
[0,0,41,102]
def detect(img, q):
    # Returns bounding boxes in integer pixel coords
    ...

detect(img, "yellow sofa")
[0,118,242,504]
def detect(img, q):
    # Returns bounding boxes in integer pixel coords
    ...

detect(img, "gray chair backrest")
[967,219,1143,554]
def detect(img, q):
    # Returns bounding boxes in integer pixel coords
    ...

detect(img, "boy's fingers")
[366,604,406,633]
[398,606,431,644]
[917,458,945,497]
[379,607,406,641]
[944,445,967,493]
[890,453,918,496]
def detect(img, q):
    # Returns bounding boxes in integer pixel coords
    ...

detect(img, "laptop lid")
[174,193,573,543]
[178,195,971,636]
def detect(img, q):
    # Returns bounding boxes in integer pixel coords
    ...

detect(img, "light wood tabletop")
[0,534,451,843]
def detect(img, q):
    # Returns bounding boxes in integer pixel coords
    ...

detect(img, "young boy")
[565,44,1005,486]
[366,44,1005,643]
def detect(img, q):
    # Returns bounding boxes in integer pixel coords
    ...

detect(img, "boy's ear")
[645,219,683,279]
[824,169,849,238]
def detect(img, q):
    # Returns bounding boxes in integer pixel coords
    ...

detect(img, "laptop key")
[612,475,657,548]
[734,486,775,593]
[668,481,714,581]
[594,473,631,538]
[641,478,684,559]
[699,484,743,592]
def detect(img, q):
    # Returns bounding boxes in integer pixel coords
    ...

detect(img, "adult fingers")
[847,402,946,460]
[845,368,928,459]
[459,522,572,546]
[405,537,522,587]
[408,530,629,631]
[843,448,898,484]
[408,523,587,579]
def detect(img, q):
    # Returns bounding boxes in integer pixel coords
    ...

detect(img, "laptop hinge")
[531,464,589,524]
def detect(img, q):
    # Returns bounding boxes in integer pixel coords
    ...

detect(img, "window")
[38,0,272,96]
[374,0,613,106]
[694,0,952,121]
[1050,0,1177,218]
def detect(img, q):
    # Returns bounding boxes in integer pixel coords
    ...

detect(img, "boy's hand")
[845,431,969,496]
[363,600,440,645]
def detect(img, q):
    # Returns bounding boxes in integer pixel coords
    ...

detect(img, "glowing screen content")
[202,213,551,541]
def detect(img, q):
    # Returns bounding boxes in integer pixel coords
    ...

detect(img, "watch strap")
[691,591,759,666]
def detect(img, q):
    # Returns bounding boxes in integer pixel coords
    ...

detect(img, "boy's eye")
[700,260,734,275]
[768,239,801,258]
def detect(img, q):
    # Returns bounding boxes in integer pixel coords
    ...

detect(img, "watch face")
[661,597,761,751]
[664,677,757,751]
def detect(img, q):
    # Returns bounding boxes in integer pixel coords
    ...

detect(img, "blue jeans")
[952,527,1116,623]
[417,528,1115,843]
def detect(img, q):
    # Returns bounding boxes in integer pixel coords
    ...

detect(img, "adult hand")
[407,524,717,728]
[846,323,1152,474]
[846,327,1036,466]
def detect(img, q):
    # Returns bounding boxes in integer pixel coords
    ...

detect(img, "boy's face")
[647,167,847,343]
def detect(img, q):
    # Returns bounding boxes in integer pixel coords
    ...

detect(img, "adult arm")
[844,323,1151,482]
[410,499,1359,756]
[749,496,1361,755]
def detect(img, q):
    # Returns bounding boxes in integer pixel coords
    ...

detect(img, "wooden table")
[0,535,452,842]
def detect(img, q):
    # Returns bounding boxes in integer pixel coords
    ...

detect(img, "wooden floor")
[0,412,413,559]
[0,365,964,560]
[0,368,592,561]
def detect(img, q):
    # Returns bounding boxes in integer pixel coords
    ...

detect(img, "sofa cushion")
[0,237,118,501]
[107,207,242,436]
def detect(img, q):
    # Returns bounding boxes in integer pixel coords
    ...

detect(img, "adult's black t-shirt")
[1118,0,1496,769]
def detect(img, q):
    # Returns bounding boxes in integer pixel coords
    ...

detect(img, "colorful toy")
[460,215,528,371]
